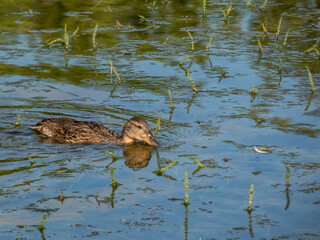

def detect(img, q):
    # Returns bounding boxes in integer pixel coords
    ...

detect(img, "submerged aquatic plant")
[285,165,290,185]
[247,183,254,212]
[192,157,205,168]
[278,57,282,74]
[64,24,69,50]
[180,55,192,66]
[184,170,189,206]
[283,29,290,48]
[168,89,174,110]
[38,214,47,231]
[186,68,198,92]
[222,1,232,22]
[206,35,213,53]
[153,114,161,136]
[250,85,258,96]
[106,151,118,161]
[110,167,117,188]
[259,0,268,10]
[27,155,34,165]
[203,0,206,18]
[306,66,315,93]
[276,17,282,40]
[14,113,21,128]
[261,22,267,34]
[305,41,320,56]
[186,30,194,52]
[154,160,177,176]
[93,23,98,50]
[108,59,121,83]
[258,39,263,54]
[72,27,79,37]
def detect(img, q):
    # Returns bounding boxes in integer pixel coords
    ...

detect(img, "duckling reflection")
[123,143,155,169]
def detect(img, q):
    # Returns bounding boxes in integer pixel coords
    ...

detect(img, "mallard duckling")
[30,117,159,146]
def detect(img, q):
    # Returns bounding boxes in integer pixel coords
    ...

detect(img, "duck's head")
[122,117,159,146]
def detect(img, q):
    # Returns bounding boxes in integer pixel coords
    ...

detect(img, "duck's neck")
[119,135,135,144]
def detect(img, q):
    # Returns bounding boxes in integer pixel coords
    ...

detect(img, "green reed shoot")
[186,68,198,92]
[45,38,63,47]
[14,113,21,127]
[306,66,315,93]
[151,1,156,10]
[59,191,64,202]
[93,23,98,50]
[259,0,268,10]
[258,39,263,54]
[180,55,192,66]
[192,157,205,168]
[106,151,118,161]
[285,165,290,185]
[29,9,33,14]
[262,22,267,34]
[27,155,34,165]
[72,27,79,37]
[168,89,174,110]
[283,29,289,48]
[247,183,254,212]
[154,160,177,176]
[110,167,117,188]
[38,214,47,231]
[246,0,252,8]
[276,17,282,40]
[109,59,121,83]
[278,57,282,74]
[222,1,232,22]
[251,85,258,96]
[64,24,69,50]
[187,30,194,52]
[153,114,161,136]
[184,170,189,206]
[203,0,206,18]
[219,67,226,78]
[206,35,213,53]
[305,41,319,54]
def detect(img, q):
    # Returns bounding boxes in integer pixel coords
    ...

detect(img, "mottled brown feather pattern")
[30,117,160,146]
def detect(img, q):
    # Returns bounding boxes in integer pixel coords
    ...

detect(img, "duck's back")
[30,118,121,143]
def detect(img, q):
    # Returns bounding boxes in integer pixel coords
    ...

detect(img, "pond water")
[1,0,320,239]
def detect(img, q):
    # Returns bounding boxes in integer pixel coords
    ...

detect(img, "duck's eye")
[137,125,142,129]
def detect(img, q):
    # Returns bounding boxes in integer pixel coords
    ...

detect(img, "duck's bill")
[143,132,160,146]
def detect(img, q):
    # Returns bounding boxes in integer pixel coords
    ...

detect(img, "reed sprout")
[305,41,319,55]
[108,59,122,83]
[168,89,174,110]
[45,38,64,47]
[38,214,47,231]
[250,85,258,96]
[247,183,254,212]
[203,0,206,18]
[106,151,118,161]
[95,189,100,198]
[93,23,98,50]
[154,160,177,175]
[14,113,21,128]
[59,191,64,202]
[278,57,282,74]
[285,165,290,185]
[186,68,198,92]
[306,66,315,93]
[27,155,34,165]
[246,0,252,8]
[72,27,79,37]
[153,114,161,136]
[206,35,213,53]
[283,29,289,48]
[64,24,69,50]
[219,67,226,78]
[192,157,205,168]
[110,167,117,188]
[259,0,268,10]
[184,170,189,206]
[222,2,232,22]
[258,39,263,54]
[180,55,192,66]
[261,23,267,34]
[276,17,282,40]
[186,30,194,52]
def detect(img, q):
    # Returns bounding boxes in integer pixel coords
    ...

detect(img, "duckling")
[30,117,159,146]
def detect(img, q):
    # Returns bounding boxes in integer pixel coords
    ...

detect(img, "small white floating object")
[254,146,270,154]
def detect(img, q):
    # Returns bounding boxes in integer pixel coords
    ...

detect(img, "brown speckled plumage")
[30,117,159,146]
